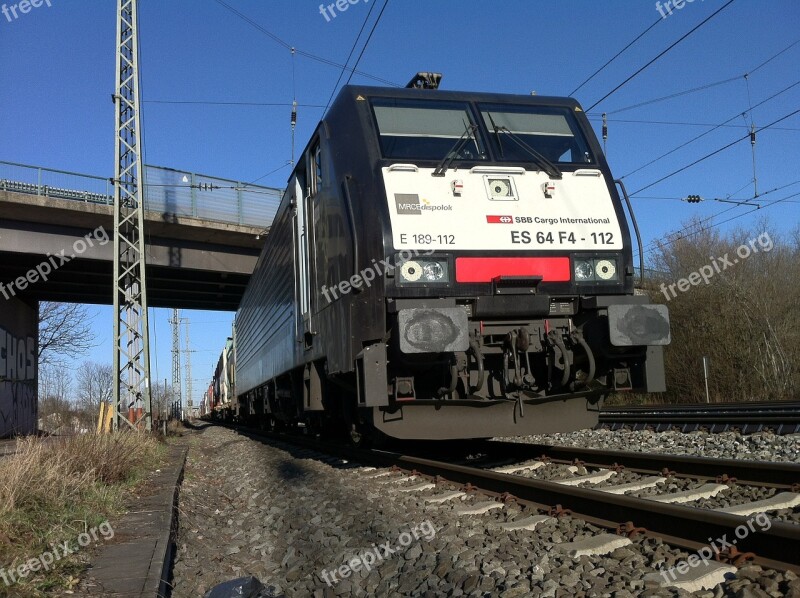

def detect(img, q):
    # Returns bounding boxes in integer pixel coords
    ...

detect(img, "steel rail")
[482,441,800,487]
[227,425,800,574]
[385,453,800,574]
[599,401,800,435]
[603,401,800,413]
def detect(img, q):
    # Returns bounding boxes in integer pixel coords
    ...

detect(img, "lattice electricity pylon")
[169,309,182,420]
[183,318,193,414]
[112,0,153,432]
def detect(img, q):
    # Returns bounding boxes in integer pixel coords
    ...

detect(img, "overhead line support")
[112,0,153,432]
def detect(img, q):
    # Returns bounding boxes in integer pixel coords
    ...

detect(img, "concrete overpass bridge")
[0,160,282,310]
[0,160,282,437]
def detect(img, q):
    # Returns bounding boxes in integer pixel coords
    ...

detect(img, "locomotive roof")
[336,85,585,110]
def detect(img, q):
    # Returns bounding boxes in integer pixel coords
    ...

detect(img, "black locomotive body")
[233,83,670,441]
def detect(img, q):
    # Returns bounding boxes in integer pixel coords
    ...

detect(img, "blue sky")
[1,1,798,406]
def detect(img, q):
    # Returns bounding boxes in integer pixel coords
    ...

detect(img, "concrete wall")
[0,296,38,437]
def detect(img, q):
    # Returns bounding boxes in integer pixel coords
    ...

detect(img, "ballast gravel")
[170,424,800,597]
[496,428,800,463]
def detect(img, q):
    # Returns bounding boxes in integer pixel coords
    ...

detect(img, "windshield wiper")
[490,122,563,179]
[487,113,505,159]
[432,121,479,177]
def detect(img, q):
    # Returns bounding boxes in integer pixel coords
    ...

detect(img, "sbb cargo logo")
[486,215,513,224]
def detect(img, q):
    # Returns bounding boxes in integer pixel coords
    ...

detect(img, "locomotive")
[230,74,670,442]
[203,337,234,417]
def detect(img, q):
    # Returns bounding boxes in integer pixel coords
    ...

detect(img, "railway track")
[227,423,800,589]
[477,440,800,486]
[599,400,800,434]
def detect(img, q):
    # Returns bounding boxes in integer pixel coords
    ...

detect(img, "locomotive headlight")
[574,259,595,281]
[423,261,445,281]
[397,257,450,285]
[574,256,620,283]
[400,260,423,282]
[595,259,617,281]
[489,179,510,196]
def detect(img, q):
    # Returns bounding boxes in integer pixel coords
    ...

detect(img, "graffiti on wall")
[0,326,37,437]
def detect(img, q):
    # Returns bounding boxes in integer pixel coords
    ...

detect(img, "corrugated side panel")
[235,197,297,394]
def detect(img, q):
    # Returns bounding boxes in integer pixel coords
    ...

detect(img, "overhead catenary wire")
[704,180,800,206]
[620,79,800,180]
[634,192,800,268]
[242,161,294,188]
[638,180,800,205]
[589,117,800,131]
[634,202,742,261]
[143,100,326,108]
[344,0,390,87]
[599,75,742,116]
[324,0,381,114]
[635,190,800,261]
[587,0,736,111]
[143,27,800,126]
[598,39,800,175]
[597,37,800,116]
[630,107,800,196]
[212,0,392,183]
[212,0,400,87]
[569,15,663,96]
[632,179,800,262]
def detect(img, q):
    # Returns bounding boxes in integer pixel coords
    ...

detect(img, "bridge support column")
[0,296,38,437]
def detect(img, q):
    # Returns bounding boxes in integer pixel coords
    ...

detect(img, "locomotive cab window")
[308,141,323,196]
[371,98,487,161]
[479,104,594,165]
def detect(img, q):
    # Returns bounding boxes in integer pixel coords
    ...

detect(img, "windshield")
[372,98,487,161]
[480,104,594,164]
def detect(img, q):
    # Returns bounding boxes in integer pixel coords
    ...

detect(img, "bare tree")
[38,302,97,367]
[75,361,113,419]
[647,218,799,403]
[38,363,75,433]
[150,380,173,423]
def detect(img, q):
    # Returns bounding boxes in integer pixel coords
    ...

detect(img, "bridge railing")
[143,165,282,227]
[0,160,283,228]
[0,160,113,203]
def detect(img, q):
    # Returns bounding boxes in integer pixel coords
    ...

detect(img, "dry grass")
[0,432,164,596]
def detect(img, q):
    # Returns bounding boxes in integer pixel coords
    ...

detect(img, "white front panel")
[382,166,623,251]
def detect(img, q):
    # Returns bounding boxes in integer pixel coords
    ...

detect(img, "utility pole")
[702,356,711,404]
[169,309,182,419]
[112,0,152,431]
